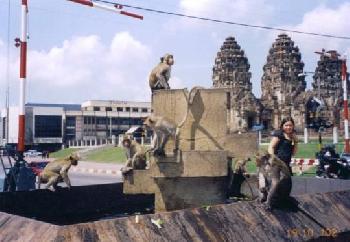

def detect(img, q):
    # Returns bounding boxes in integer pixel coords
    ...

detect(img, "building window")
[130,118,143,125]
[117,107,123,112]
[132,108,139,112]
[96,117,107,125]
[35,115,62,138]
[106,107,112,111]
[112,118,119,125]
[125,107,130,112]
[93,106,100,111]
[120,118,130,125]
[141,108,148,113]
[66,116,76,127]
[65,128,76,140]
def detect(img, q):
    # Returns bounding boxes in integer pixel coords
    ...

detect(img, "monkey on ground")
[143,115,178,156]
[38,154,80,191]
[120,136,147,174]
[149,53,174,92]
[255,150,292,210]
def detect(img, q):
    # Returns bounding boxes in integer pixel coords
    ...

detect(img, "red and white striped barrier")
[291,158,319,166]
[67,0,143,20]
[291,158,319,175]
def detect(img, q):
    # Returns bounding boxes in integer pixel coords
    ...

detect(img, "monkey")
[120,136,147,174]
[255,150,292,210]
[143,115,177,156]
[227,158,251,198]
[38,154,80,191]
[149,53,174,92]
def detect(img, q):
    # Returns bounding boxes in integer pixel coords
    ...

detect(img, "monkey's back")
[42,159,70,174]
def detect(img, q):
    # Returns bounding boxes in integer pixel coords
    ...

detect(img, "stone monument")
[123,88,257,212]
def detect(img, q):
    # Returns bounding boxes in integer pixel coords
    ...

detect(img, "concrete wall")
[152,89,257,158]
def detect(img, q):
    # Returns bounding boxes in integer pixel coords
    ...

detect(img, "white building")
[0,100,151,151]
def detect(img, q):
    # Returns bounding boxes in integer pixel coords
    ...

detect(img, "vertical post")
[17,0,28,153]
[333,126,338,144]
[342,58,350,153]
[304,127,308,144]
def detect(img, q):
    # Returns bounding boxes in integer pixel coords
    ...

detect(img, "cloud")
[169,76,185,89]
[0,32,154,106]
[277,3,350,61]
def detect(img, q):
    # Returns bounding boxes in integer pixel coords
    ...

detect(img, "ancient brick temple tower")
[212,36,261,132]
[312,50,348,128]
[260,33,306,129]
[212,36,252,91]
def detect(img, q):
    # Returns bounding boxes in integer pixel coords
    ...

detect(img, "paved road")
[70,172,121,186]
[0,172,121,191]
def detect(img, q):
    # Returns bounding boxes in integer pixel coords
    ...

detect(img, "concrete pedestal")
[123,150,230,211]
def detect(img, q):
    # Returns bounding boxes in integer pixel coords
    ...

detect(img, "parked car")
[23,150,43,157]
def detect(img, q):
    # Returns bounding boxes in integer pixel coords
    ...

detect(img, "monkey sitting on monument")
[149,53,174,92]
[143,115,178,157]
[120,136,147,174]
[38,154,80,191]
[255,150,292,210]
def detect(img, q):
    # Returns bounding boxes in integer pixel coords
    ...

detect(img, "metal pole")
[17,0,28,154]
[342,58,350,153]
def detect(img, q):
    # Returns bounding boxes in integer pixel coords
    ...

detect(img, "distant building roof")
[26,103,81,111]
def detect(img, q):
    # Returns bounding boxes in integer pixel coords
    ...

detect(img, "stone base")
[154,177,228,211]
[123,150,231,212]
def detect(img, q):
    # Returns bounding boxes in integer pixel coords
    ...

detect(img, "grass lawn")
[260,141,344,159]
[49,148,81,159]
[84,146,125,163]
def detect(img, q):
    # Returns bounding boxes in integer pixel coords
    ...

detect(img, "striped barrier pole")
[67,0,143,20]
[17,0,28,153]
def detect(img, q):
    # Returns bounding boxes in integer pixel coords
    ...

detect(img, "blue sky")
[0,0,350,108]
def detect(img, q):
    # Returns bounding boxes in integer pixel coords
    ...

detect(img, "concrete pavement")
[24,157,124,176]
[71,161,123,176]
